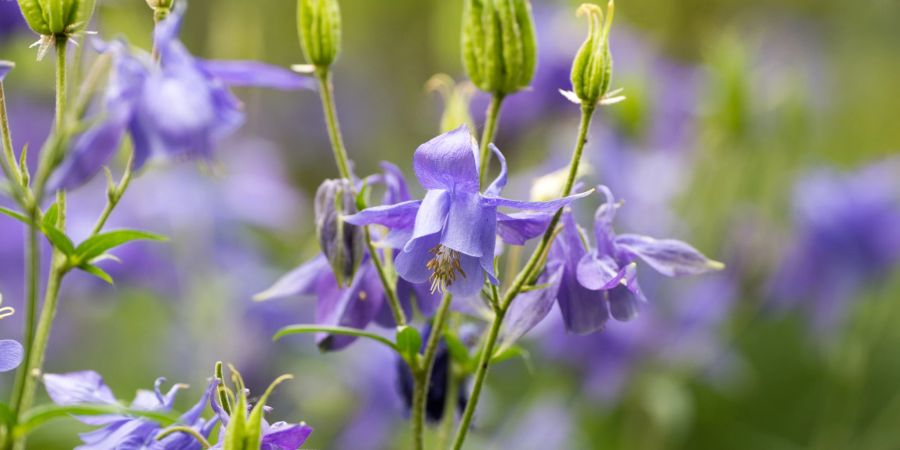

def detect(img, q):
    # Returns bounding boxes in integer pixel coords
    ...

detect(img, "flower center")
[426,245,465,293]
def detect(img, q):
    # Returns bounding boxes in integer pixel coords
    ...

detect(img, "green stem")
[411,292,454,450]
[313,66,407,326]
[155,426,211,449]
[477,93,505,190]
[273,324,401,353]
[90,156,134,236]
[0,82,22,190]
[451,104,597,450]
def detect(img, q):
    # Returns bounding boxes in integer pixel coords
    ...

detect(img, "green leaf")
[79,264,113,284]
[74,229,167,263]
[395,325,423,363]
[42,203,58,229]
[355,179,370,211]
[443,330,470,366]
[274,324,400,354]
[16,403,177,437]
[491,344,533,373]
[41,224,75,256]
[0,206,30,225]
[246,374,292,448]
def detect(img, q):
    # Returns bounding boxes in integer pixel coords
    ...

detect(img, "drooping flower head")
[43,371,218,449]
[346,126,590,298]
[500,186,723,342]
[51,4,313,190]
[255,163,440,351]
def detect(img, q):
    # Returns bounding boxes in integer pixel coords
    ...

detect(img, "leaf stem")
[451,103,597,450]
[478,93,505,190]
[313,67,407,327]
[411,292,453,450]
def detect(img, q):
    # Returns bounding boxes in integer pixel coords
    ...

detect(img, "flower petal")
[484,144,508,197]
[497,212,553,245]
[442,192,493,257]
[616,234,725,277]
[262,421,313,449]
[380,161,412,203]
[606,285,642,321]
[343,200,421,230]
[482,189,593,212]
[555,214,610,334]
[49,118,128,191]
[447,254,486,298]
[0,61,14,81]
[254,255,329,301]
[576,251,627,290]
[316,262,386,351]
[0,339,23,372]
[200,60,315,90]
[594,185,619,255]
[396,233,441,284]
[407,190,451,246]
[413,126,479,193]
[43,371,117,406]
[499,262,563,350]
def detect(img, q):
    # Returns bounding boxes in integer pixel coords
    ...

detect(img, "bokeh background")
[1,0,899,448]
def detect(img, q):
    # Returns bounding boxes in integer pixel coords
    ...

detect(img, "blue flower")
[0,339,23,373]
[51,4,313,190]
[345,126,590,298]
[43,371,218,449]
[502,186,722,340]
[255,163,440,351]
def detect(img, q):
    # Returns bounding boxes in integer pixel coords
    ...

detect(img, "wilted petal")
[616,234,724,277]
[343,200,421,229]
[44,371,117,405]
[254,255,329,301]
[261,422,313,450]
[497,212,553,245]
[0,339,23,372]
[413,126,479,193]
[200,60,315,90]
[499,262,563,350]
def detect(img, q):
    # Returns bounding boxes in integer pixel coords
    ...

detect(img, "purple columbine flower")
[345,126,590,298]
[770,160,900,333]
[255,163,440,351]
[502,186,722,340]
[43,371,218,449]
[51,4,313,190]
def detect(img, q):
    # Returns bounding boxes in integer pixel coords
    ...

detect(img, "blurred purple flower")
[256,163,439,351]
[0,2,25,42]
[0,339,23,372]
[770,160,900,333]
[43,371,218,449]
[395,324,468,423]
[345,126,589,298]
[503,186,722,341]
[51,5,313,190]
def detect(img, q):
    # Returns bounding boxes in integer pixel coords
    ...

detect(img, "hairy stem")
[313,67,407,326]
[412,292,453,450]
[477,93,505,190]
[452,104,597,450]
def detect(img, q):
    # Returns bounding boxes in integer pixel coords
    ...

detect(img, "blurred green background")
[1,0,899,448]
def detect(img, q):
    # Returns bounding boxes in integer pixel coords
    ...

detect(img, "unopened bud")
[146,0,175,21]
[569,1,615,107]
[297,0,342,69]
[426,74,476,133]
[17,0,96,36]
[315,179,363,287]
[461,0,537,96]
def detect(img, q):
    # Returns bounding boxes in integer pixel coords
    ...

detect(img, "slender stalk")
[452,104,597,450]
[313,67,407,326]
[155,426,211,449]
[411,292,453,450]
[90,156,134,236]
[477,93,505,190]
[0,83,22,189]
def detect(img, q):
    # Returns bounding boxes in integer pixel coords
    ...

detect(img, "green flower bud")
[461,0,537,96]
[315,179,363,287]
[426,74,476,133]
[146,0,175,21]
[17,0,96,36]
[569,1,616,106]
[297,0,342,68]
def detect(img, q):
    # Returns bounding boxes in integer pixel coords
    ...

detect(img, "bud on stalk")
[17,0,96,36]
[569,1,616,106]
[461,0,537,96]
[315,179,363,287]
[146,0,175,21]
[297,0,342,69]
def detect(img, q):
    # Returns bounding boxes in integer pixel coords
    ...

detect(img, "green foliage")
[461,0,537,95]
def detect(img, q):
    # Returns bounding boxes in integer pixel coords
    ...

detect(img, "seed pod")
[570,1,615,106]
[17,0,95,36]
[315,179,363,287]
[297,0,342,68]
[461,0,537,96]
